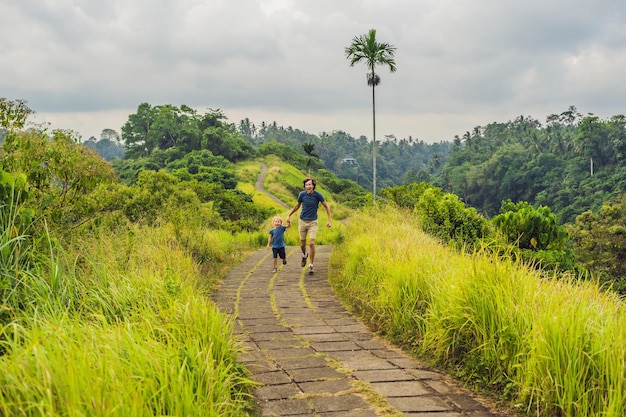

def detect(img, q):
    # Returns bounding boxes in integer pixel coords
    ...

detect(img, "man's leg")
[308,221,319,267]
[309,239,316,264]
[300,237,308,267]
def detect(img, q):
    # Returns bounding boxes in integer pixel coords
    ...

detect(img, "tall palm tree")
[345,28,397,202]
[303,142,320,175]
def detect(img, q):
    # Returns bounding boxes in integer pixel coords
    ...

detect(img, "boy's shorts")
[272,247,286,259]
[298,219,318,241]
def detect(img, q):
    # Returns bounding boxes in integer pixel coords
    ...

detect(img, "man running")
[287,177,332,274]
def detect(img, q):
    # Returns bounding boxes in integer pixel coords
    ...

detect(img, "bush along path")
[211,246,512,416]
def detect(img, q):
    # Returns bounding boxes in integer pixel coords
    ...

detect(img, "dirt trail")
[256,162,290,209]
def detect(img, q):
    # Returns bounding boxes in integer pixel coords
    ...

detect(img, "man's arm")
[286,202,301,221]
[321,201,332,227]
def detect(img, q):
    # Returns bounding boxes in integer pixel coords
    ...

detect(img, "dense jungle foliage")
[87,104,626,227]
[4,98,626,294]
[239,106,626,227]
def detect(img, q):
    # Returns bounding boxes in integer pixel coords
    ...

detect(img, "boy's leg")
[272,248,279,269]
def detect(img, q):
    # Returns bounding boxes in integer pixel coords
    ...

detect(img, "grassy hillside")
[329,207,626,417]
[235,155,350,247]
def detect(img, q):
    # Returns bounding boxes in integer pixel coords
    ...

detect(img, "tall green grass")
[0,224,256,416]
[329,207,626,417]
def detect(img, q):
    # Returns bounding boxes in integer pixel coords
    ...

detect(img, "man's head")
[303,177,316,191]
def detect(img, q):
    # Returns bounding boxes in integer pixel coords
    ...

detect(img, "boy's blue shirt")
[269,225,287,248]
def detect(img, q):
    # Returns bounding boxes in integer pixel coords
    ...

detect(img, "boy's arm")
[285,219,291,228]
[266,233,272,249]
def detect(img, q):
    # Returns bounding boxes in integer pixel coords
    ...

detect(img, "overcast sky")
[2,0,626,143]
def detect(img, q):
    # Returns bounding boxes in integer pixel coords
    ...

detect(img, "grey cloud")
[2,0,626,142]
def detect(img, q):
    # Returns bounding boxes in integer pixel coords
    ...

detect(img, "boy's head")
[272,216,283,227]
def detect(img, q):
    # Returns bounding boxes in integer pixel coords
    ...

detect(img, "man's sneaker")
[301,253,308,267]
[272,268,277,273]
[282,259,287,265]
[309,264,314,275]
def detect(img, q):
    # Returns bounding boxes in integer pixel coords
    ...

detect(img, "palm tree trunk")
[372,83,377,204]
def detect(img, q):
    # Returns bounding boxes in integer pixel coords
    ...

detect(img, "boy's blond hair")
[272,216,283,224]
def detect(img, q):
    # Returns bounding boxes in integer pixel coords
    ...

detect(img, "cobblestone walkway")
[212,246,511,417]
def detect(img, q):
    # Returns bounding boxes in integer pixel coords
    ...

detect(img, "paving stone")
[405,368,445,380]
[251,371,292,385]
[241,318,284,326]
[239,310,274,319]
[246,360,280,374]
[370,380,431,396]
[266,345,317,357]
[248,325,293,334]
[387,395,452,413]
[256,339,304,350]
[259,398,312,416]
[310,340,362,352]
[281,314,318,324]
[323,318,360,326]
[424,379,454,394]
[319,410,379,417]
[298,378,353,394]
[367,347,410,358]
[387,356,426,369]
[310,394,370,412]
[276,355,329,370]
[289,366,346,382]
[353,369,415,382]
[347,332,380,342]
[237,349,266,364]
[465,410,504,417]
[255,383,301,401]
[329,351,396,371]
[448,394,486,410]
[292,325,336,335]
[332,324,370,333]
[300,332,348,342]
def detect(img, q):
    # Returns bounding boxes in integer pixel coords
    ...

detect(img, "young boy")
[267,216,291,272]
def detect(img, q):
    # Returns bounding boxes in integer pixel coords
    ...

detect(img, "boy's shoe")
[282,259,287,265]
[309,264,314,275]
[272,268,277,273]
[301,253,308,267]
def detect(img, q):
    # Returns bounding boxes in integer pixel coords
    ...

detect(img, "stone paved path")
[212,246,511,417]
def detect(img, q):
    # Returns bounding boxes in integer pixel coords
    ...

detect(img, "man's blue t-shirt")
[298,190,325,221]
[269,226,287,249]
